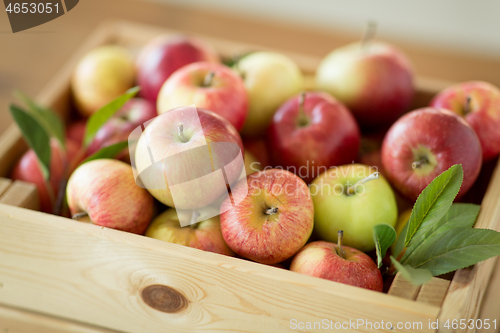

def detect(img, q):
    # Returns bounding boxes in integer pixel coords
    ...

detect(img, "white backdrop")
[151,0,500,60]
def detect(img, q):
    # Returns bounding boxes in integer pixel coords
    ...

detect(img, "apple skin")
[381,107,482,202]
[310,164,397,252]
[244,150,262,175]
[267,92,360,183]
[12,139,80,213]
[243,137,271,169]
[237,52,304,136]
[220,169,314,264]
[290,240,383,292]
[157,62,248,131]
[316,42,414,129]
[430,81,500,162]
[137,35,219,104]
[87,98,157,156]
[145,208,234,256]
[67,120,86,145]
[72,45,135,116]
[134,107,244,210]
[67,159,154,234]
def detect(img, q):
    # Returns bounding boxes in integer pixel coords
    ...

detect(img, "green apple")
[145,208,234,256]
[236,52,304,136]
[310,164,397,252]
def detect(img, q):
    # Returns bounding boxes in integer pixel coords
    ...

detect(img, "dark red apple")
[430,81,500,162]
[267,92,360,183]
[137,35,219,103]
[381,107,482,201]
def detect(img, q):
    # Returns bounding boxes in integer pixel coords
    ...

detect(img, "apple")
[243,137,271,169]
[72,45,136,116]
[236,52,304,136]
[87,98,157,156]
[157,62,248,131]
[310,164,397,252]
[67,159,154,234]
[66,120,86,145]
[134,106,244,210]
[145,208,234,256]
[315,41,414,129]
[267,92,360,183]
[381,107,482,201]
[244,150,262,175]
[290,237,383,292]
[430,81,500,162]
[137,35,219,103]
[12,139,79,213]
[219,169,314,264]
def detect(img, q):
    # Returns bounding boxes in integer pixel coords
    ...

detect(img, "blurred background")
[1,0,500,134]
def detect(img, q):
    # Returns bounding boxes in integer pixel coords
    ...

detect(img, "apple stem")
[72,212,88,221]
[178,123,187,143]
[297,92,309,127]
[203,71,215,87]
[346,172,380,195]
[337,230,346,259]
[464,95,472,115]
[265,206,278,215]
[412,157,428,169]
[361,21,377,51]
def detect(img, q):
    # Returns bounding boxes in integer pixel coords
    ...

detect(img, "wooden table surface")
[1,0,500,330]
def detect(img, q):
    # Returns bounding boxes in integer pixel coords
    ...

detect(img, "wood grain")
[478,257,500,333]
[416,278,450,307]
[0,180,39,210]
[0,203,439,333]
[0,304,120,333]
[438,158,500,332]
[388,273,421,301]
[0,178,12,197]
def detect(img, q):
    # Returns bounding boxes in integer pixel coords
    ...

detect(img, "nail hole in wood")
[141,284,188,313]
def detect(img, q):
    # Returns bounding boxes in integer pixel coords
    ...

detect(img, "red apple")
[220,169,314,264]
[430,81,500,162]
[137,35,219,103]
[87,98,157,155]
[134,106,244,212]
[66,120,86,145]
[145,208,234,256]
[267,92,360,183]
[381,107,482,201]
[157,62,248,131]
[316,41,414,129]
[290,239,383,292]
[67,159,154,234]
[243,137,271,169]
[12,139,79,213]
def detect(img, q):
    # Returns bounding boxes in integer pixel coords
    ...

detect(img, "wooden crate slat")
[388,273,421,301]
[0,203,439,333]
[0,178,12,197]
[0,304,121,333]
[0,180,39,210]
[416,278,450,307]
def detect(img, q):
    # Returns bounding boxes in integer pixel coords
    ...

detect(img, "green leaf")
[84,86,140,147]
[402,203,480,262]
[10,104,51,180]
[402,228,500,276]
[373,224,397,267]
[14,90,66,150]
[405,164,463,246]
[390,256,432,286]
[393,221,409,258]
[82,140,130,164]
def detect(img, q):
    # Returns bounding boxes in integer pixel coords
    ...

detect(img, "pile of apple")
[11,31,500,293]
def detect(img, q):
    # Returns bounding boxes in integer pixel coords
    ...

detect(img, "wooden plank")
[0,304,121,333]
[439,158,500,333]
[388,273,421,301]
[0,180,39,210]
[477,257,500,333]
[416,278,450,307]
[0,178,12,197]
[0,203,439,333]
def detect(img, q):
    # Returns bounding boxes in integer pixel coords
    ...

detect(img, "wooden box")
[1,20,500,333]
